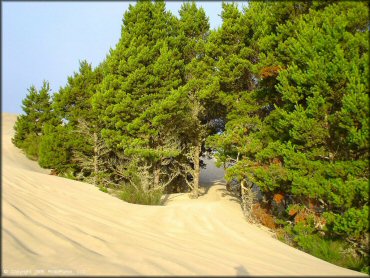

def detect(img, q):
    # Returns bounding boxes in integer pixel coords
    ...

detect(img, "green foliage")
[212,0,368,246]
[23,134,41,161]
[13,81,56,159]
[324,206,369,240]
[53,61,99,125]
[296,234,368,273]
[38,124,73,172]
[207,1,369,270]
[99,186,109,193]
[93,1,185,188]
[60,169,77,181]
[92,1,218,194]
[12,115,29,149]
[52,60,104,180]
[277,220,369,274]
[118,184,163,206]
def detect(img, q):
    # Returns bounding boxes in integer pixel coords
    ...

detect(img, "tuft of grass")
[298,234,369,274]
[118,184,163,206]
[99,186,109,193]
[60,169,77,180]
[277,229,369,274]
[296,234,343,263]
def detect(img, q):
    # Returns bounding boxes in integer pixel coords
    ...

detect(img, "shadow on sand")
[198,183,212,197]
[216,185,242,206]
[235,265,249,276]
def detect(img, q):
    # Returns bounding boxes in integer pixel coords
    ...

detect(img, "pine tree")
[12,81,54,160]
[206,2,256,192]
[219,2,369,245]
[268,2,369,241]
[208,2,368,249]
[93,1,184,192]
[50,60,105,182]
[175,2,218,197]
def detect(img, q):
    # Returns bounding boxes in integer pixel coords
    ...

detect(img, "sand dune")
[2,113,364,276]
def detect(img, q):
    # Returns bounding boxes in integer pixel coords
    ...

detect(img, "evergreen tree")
[50,61,105,182]
[93,1,184,191]
[213,1,369,249]
[12,81,54,160]
[206,2,256,189]
[176,2,224,197]
[268,2,369,242]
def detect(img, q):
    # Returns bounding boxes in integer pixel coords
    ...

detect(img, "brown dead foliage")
[294,209,309,224]
[260,65,283,79]
[273,193,284,204]
[50,169,58,176]
[288,207,299,216]
[252,203,276,229]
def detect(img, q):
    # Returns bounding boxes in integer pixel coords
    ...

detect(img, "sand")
[2,113,365,276]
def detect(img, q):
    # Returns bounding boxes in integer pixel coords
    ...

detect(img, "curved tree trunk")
[93,132,98,186]
[192,142,201,198]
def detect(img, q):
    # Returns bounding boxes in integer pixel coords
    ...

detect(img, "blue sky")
[2,1,247,114]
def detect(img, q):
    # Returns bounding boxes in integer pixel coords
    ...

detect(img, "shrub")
[99,186,108,193]
[118,184,163,206]
[58,169,77,180]
[276,221,369,274]
[324,206,369,240]
[296,234,369,274]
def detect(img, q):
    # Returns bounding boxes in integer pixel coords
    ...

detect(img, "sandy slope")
[2,113,364,276]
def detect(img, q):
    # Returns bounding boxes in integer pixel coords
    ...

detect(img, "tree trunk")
[223,162,231,191]
[93,132,98,186]
[153,162,160,189]
[192,142,201,198]
[142,168,150,192]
